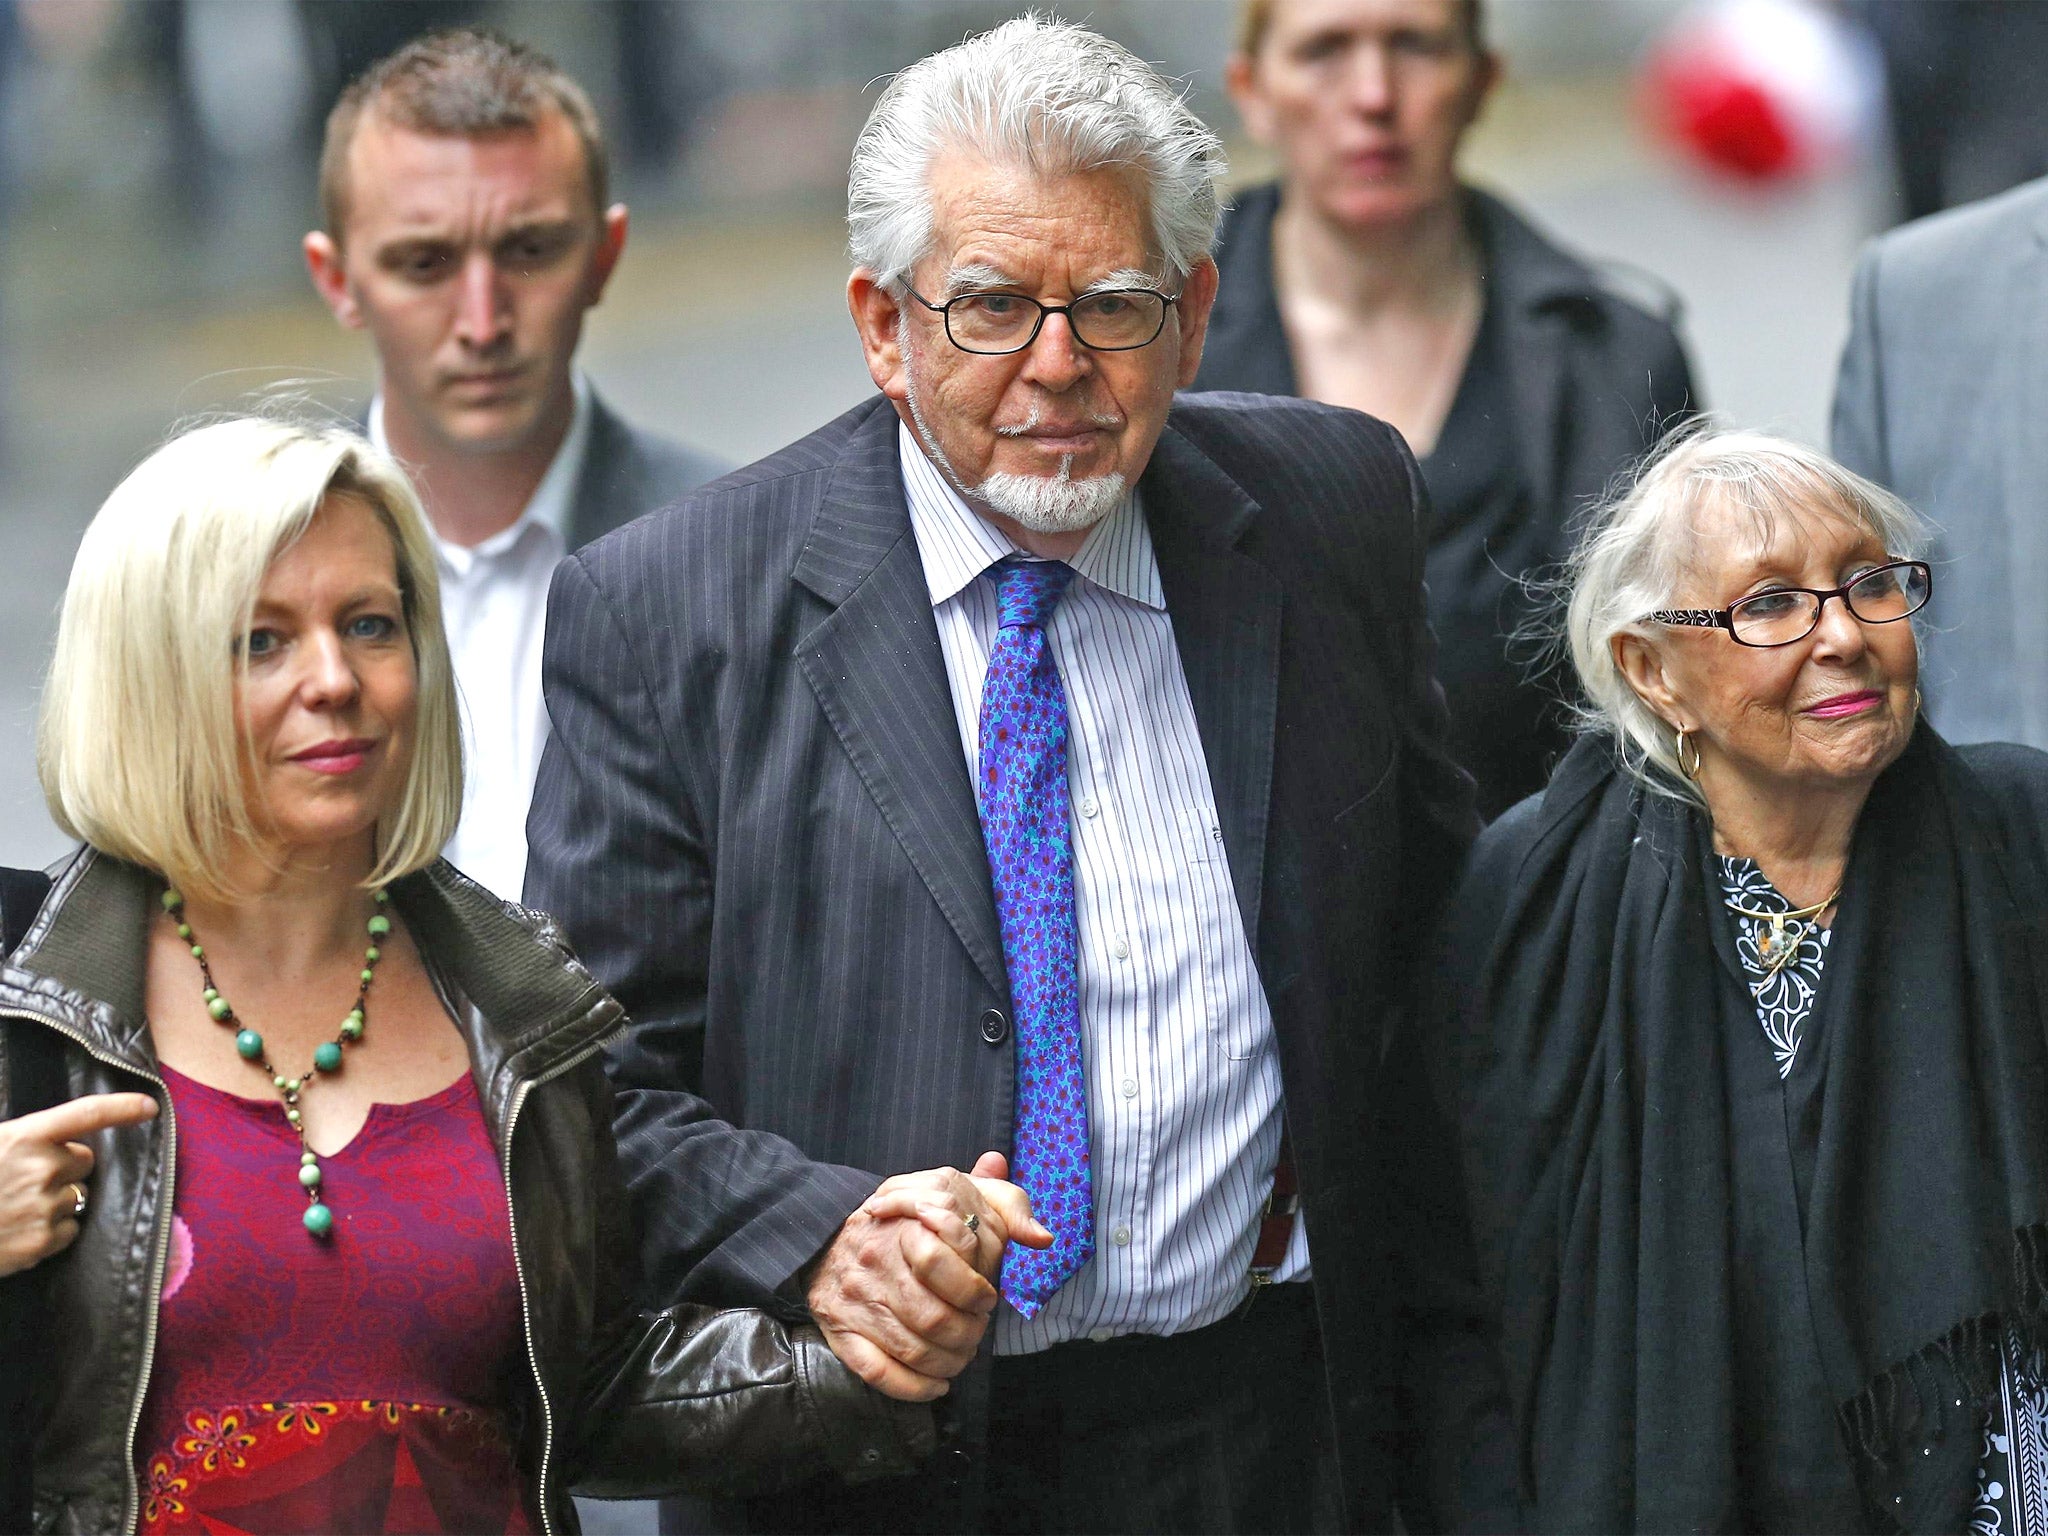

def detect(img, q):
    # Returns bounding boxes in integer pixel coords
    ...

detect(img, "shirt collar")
[896,419,1163,612]
[368,370,592,557]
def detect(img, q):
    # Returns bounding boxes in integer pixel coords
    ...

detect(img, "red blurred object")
[1641,0,1881,185]
[1647,55,1796,180]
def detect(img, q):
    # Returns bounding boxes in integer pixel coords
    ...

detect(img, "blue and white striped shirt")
[897,424,1308,1354]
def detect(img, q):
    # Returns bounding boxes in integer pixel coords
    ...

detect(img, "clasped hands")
[806,1151,1050,1401]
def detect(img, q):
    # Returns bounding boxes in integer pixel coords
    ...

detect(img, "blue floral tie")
[978,557,1092,1317]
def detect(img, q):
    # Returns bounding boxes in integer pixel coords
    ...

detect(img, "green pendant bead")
[235,1029,263,1059]
[298,1163,322,1189]
[207,996,232,1021]
[340,1017,364,1042]
[161,890,182,912]
[303,1202,333,1236]
[190,945,205,960]
[176,924,192,940]
[359,969,374,984]
[301,1150,317,1165]
[374,890,389,904]
[284,1078,300,1095]
[367,914,392,938]
[286,1108,302,1127]
[313,1042,343,1073]
[364,946,380,963]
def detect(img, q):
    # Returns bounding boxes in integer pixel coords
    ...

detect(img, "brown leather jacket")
[0,850,932,1535]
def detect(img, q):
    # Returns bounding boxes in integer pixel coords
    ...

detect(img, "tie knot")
[991,558,1076,631]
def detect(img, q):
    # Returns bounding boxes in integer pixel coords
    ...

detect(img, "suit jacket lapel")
[793,402,1010,998]
[568,394,642,550]
[1142,421,1282,948]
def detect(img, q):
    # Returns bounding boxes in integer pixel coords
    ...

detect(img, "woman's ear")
[1612,630,1685,729]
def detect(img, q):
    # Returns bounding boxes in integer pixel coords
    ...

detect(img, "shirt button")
[1112,936,1130,959]
[1111,1224,1132,1247]
[978,1008,1009,1045]
[1079,798,1099,819]
[1210,825,1223,842]
[1120,1078,1138,1099]
[1089,1326,1114,1343]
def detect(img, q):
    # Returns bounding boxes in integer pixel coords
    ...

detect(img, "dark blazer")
[1196,183,1698,535]
[571,391,730,550]
[525,391,1501,1530]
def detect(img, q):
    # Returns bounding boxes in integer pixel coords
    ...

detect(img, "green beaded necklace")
[161,886,390,1238]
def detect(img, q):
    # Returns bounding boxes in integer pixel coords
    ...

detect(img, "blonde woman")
[0,417,1036,1535]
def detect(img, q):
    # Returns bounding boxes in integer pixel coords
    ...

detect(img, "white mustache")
[994,405,1123,437]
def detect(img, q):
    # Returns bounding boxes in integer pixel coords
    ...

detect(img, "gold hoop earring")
[1675,725,1703,781]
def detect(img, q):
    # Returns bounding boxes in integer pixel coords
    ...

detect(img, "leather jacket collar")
[3,849,623,1135]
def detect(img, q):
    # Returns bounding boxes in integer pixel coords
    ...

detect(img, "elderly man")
[304,28,725,902]
[528,17,1506,1534]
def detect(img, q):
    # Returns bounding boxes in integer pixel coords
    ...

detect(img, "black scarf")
[1461,728,2048,1532]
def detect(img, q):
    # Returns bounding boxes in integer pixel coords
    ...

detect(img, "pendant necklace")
[1723,881,1841,995]
[161,886,389,1237]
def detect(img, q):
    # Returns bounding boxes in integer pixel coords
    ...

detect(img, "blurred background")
[0,0,2029,866]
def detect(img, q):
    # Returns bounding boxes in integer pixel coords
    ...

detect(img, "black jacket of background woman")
[1194,183,1698,813]
[0,850,931,1536]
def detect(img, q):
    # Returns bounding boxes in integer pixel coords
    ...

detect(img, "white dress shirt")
[369,377,593,901]
[897,424,1308,1355]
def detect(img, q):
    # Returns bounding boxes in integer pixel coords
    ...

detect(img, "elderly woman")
[1197,0,1698,815]
[1435,428,2048,1532]
[0,417,1041,1535]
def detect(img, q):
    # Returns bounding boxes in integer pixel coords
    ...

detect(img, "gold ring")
[69,1183,88,1219]
[963,1212,980,1233]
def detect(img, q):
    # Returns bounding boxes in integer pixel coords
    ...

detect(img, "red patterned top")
[138,1064,536,1535]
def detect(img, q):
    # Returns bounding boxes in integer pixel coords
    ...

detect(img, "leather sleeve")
[525,549,879,1311]
[554,1053,935,1498]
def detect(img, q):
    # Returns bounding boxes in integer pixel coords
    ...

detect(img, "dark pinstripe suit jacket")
[526,391,1505,1531]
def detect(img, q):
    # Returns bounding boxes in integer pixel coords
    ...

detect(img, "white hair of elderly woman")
[847,13,1227,289]
[1564,423,1931,799]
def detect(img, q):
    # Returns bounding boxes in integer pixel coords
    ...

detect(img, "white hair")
[848,13,1227,288]
[1563,424,1932,800]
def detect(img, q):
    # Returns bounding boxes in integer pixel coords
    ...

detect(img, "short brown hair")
[318,28,609,240]
[1235,0,1487,59]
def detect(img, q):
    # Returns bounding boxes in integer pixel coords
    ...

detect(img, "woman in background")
[1199,0,1698,814]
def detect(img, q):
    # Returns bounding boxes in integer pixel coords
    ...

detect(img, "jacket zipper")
[501,1031,617,1536]
[1,1006,173,1536]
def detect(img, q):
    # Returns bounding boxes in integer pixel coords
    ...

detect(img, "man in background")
[1832,172,2048,749]
[304,28,725,899]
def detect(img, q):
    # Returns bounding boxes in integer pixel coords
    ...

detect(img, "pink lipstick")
[1804,689,1885,720]
[290,738,376,775]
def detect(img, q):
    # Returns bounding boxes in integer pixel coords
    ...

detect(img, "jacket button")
[979,1008,1009,1045]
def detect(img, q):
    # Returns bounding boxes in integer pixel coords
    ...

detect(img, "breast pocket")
[1177,806,1270,1061]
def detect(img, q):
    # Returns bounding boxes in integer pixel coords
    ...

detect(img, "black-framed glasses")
[1646,560,1932,648]
[903,283,1180,355]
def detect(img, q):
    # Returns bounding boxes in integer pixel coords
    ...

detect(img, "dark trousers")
[716,1283,1339,1536]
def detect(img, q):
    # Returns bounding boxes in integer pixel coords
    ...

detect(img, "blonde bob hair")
[1564,424,1930,801]
[37,416,462,902]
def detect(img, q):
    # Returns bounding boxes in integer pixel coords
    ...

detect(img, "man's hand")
[0,1093,158,1277]
[807,1152,1051,1402]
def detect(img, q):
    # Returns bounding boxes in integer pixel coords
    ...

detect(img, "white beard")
[902,342,1125,536]
[974,463,1126,533]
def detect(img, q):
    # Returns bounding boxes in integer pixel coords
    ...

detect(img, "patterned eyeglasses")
[1645,560,1932,648]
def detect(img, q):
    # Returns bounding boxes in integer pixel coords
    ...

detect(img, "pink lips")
[291,738,376,776]
[1804,689,1885,720]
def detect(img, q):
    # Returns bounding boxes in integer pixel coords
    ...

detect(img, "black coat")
[524,391,1506,1531]
[1195,184,1699,812]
